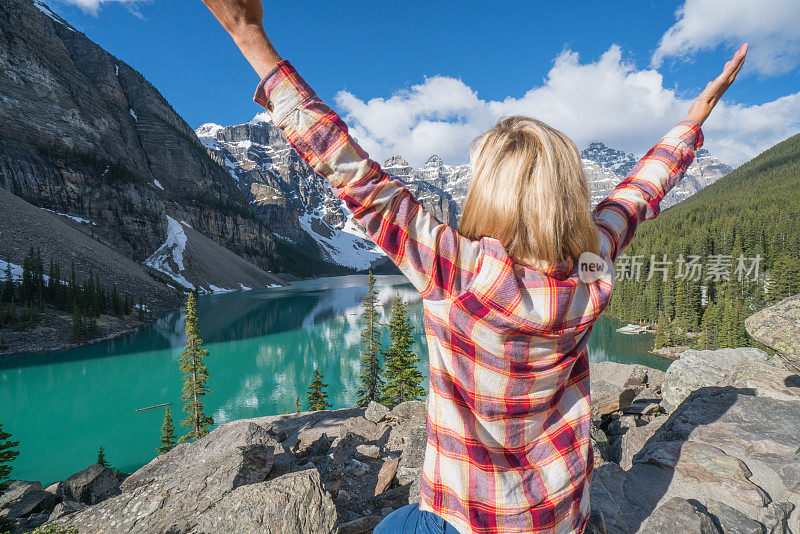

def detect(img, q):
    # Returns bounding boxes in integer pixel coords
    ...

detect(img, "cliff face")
[0,0,279,272]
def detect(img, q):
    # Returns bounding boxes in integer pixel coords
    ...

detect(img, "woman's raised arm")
[200,0,482,300]
[592,44,747,262]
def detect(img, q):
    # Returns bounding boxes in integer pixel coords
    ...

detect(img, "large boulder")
[638,498,719,534]
[194,469,337,534]
[55,419,280,533]
[591,368,800,533]
[745,294,800,369]
[0,481,41,513]
[62,463,121,505]
[590,362,662,416]
[5,488,56,519]
[660,347,789,411]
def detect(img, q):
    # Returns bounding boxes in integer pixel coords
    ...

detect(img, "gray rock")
[10,510,51,533]
[386,401,426,424]
[706,500,764,534]
[639,498,719,534]
[56,419,278,533]
[337,514,382,534]
[396,425,426,486]
[43,481,63,500]
[194,469,337,534]
[356,444,381,459]
[364,401,390,424]
[345,459,369,477]
[619,416,666,470]
[62,463,121,505]
[745,294,800,369]
[623,388,662,416]
[661,347,786,411]
[49,500,88,521]
[6,489,56,519]
[759,502,794,534]
[0,481,41,512]
[590,362,650,415]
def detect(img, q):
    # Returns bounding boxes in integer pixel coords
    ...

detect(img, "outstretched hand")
[200,0,282,79]
[685,43,748,126]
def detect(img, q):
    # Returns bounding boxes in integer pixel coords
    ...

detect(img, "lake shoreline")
[0,306,153,359]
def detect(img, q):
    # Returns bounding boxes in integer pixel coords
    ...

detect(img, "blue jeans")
[373,504,459,534]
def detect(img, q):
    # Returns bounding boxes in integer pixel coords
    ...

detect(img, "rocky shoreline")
[2,296,798,533]
[0,307,151,358]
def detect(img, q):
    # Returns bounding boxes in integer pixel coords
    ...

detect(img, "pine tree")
[157,407,176,454]
[97,446,110,469]
[307,369,332,411]
[698,301,722,350]
[653,310,672,349]
[381,293,425,405]
[178,292,214,443]
[71,305,84,343]
[1,262,13,304]
[295,396,301,413]
[357,271,383,407]
[0,421,19,492]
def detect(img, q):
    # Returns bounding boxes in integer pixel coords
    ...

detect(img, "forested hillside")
[606,132,800,350]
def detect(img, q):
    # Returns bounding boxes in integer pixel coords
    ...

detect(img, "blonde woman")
[201,1,747,532]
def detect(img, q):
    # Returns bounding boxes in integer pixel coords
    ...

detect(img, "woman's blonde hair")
[459,116,599,266]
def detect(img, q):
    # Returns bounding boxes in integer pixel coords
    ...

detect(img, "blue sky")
[41,0,800,166]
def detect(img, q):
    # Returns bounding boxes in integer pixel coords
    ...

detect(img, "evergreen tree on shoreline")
[307,369,332,411]
[357,271,383,407]
[178,292,213,443]
[381,293,425,406]
[0,421,19,493]
[157,407,176,454]
[97,446,110,469]
[0,422,17,534]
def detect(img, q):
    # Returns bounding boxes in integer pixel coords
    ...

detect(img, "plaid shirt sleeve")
[592,121,703,261]
[253,60,481,300]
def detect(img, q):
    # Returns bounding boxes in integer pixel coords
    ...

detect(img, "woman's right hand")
[685,43,748,126]
[200,0,281,79]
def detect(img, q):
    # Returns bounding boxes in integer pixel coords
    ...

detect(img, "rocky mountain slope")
[580,143,732,208]
[198,116,731,272]
[0,0,289,293]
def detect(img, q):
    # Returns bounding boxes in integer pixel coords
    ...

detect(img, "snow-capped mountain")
[197,114,387,271]
[580,143,732,208]
[197,116,731,270]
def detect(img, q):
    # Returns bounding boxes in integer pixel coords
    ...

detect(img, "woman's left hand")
[685,43,748,126]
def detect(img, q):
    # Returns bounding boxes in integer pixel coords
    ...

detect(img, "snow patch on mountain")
[34,0,75,30]
[144,215,193,290]
[40,208,96,225]
[298,210,384,271]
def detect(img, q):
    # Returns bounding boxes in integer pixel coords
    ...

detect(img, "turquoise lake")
[0,275,667,485]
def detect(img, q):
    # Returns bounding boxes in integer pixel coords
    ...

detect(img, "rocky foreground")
[2,297,799,533]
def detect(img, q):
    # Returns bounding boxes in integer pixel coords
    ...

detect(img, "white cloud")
[56,0,147,16]
[335,46,800,168]
[652,0,800,76]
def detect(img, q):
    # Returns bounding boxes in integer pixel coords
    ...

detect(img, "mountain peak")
[248,112,272,126]
[581,142,637,176]
[195,123,223,139]
[383,155,410,169]
[422,155,443,167]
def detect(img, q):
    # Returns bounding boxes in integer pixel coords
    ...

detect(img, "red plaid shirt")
[254,60,702,534]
